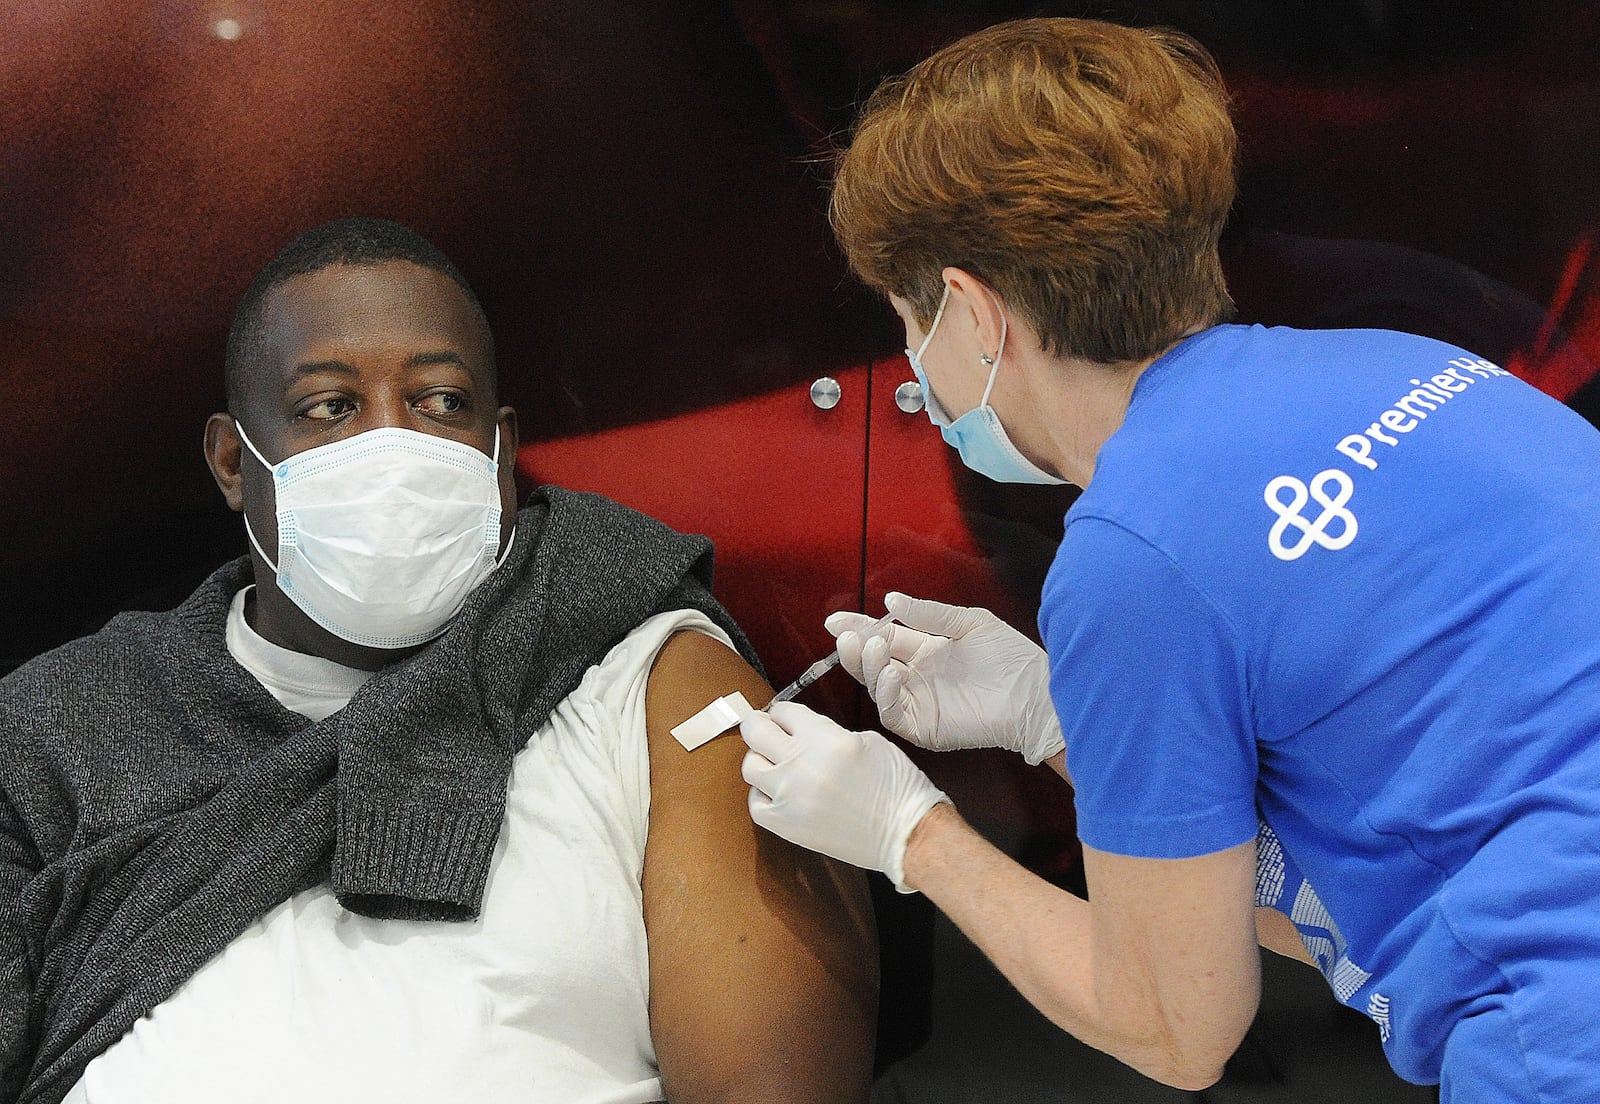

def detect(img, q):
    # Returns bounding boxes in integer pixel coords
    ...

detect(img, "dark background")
[3,1,1597,674]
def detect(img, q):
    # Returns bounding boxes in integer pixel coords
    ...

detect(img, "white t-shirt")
[67,589,724,1104]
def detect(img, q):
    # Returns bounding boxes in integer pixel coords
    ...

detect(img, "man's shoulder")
[2,559,252,721]
[0,607,180,721]
[0,612,178,827]
[515,486,737,655]
[530,486,707,558]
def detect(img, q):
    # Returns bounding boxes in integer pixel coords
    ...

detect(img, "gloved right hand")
[825,592,1065,766]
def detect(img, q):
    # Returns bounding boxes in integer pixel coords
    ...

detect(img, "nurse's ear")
[941,266,1010,363]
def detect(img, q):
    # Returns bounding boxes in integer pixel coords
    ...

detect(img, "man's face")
[206,258,519,664]
[234,259,518,546]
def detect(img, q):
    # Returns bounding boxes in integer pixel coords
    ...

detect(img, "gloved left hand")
[741,701,950,893]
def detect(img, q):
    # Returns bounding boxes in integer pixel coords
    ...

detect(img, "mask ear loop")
[232,421,283,574]
[486,422,521,570]
[492,527,518,569]
[911,284,952,365]
[242,515,281,575]
[977,312,1008,408]
[907,286,954,426]
[233,422,278,474]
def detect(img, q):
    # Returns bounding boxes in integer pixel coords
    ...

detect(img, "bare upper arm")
[642,628,877,1104]
[1079,839,1263,1089]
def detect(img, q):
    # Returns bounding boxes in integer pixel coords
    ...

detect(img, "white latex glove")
[825,592,1065,766]
[741,701,950,893]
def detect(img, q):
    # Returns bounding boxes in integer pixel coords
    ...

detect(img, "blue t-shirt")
[1041,324,1600,1084]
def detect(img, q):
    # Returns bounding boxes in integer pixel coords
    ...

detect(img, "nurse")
[738,16,1600,1101]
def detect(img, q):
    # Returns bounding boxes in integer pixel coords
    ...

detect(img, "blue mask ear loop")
[233,421,283,574]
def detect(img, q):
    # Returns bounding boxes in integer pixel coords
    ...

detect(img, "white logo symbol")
[1264,469,1358,561]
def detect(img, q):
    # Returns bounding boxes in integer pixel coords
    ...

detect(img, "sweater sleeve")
[1,785,39,1104]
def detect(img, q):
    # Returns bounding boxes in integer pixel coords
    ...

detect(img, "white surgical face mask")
[236,423,511,649]
[906,287,1066,486]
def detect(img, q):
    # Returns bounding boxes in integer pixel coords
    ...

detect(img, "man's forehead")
[252,260,487,374]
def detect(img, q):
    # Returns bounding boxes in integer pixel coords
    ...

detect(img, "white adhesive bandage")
[669,691,755,751]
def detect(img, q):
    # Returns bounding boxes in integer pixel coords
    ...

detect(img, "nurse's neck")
[1030,325,1206,488]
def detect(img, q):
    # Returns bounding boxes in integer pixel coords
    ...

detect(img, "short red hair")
[831,17,1237,363]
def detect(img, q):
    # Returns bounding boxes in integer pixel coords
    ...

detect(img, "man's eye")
[303,397,354,420]
[417,391,466,415]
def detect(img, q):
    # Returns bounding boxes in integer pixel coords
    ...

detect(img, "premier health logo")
[1261,356,1513,562]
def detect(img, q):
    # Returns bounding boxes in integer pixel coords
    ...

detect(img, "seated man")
[0,218,877,1104]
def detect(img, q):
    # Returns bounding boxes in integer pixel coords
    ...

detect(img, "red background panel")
[518,363,872,724]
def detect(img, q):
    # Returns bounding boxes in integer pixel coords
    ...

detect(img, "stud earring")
[980,353,995,366]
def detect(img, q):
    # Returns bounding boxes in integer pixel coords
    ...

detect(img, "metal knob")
[894,379,925,414]
[810,376,842,410]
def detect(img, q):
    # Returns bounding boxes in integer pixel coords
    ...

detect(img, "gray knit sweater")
[0,487,756,1104]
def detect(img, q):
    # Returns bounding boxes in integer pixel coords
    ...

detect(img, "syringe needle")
[768,654,840,703]
[767,611,898,705]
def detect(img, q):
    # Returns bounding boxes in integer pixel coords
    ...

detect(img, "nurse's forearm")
[974,746,1306,970]
[900,804,1254,1090]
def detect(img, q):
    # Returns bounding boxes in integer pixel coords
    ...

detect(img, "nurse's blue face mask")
[905,286,1066,486]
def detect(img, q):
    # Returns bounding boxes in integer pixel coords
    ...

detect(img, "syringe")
[768,611,899,704]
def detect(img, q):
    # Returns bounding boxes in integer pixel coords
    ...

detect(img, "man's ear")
[204,412,246,513]
[496,405,522,505]
[497,405,521,456]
